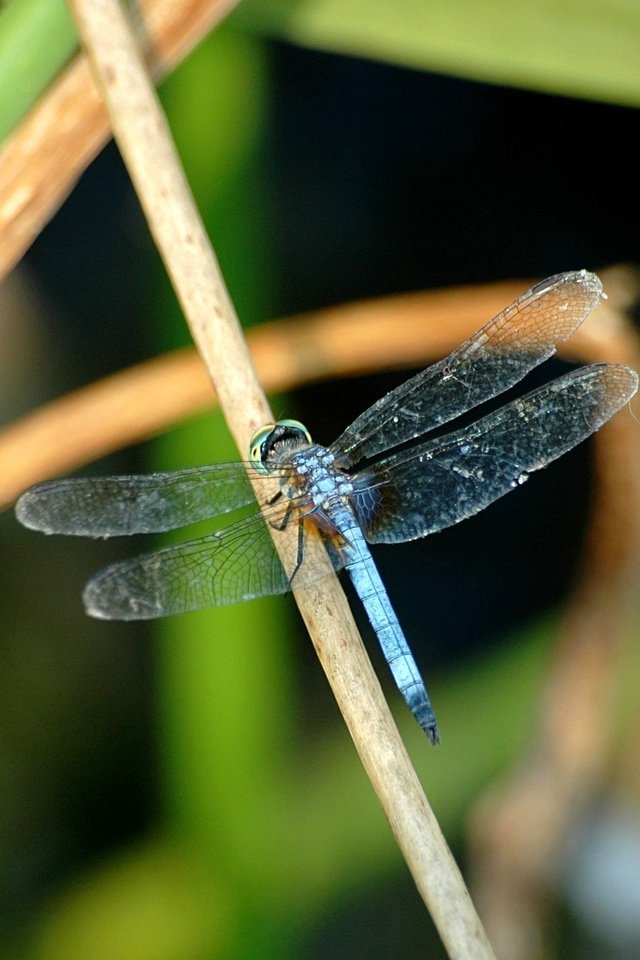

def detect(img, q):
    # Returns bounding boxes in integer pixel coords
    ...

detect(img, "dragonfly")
[16,271,638,744]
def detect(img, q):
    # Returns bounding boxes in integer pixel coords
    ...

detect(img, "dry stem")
[64,0,496,956]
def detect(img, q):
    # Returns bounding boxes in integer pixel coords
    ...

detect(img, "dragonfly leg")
[268,491,295,534]
[262,487,315,588]
[266,487,283,506]
[287,519,306,588]
[264,495,306,588]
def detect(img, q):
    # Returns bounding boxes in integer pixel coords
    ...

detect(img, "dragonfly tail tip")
[412,699,440,744]
[418,712,440,745]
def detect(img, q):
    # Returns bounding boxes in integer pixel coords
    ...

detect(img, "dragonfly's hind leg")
[286,519,306,588]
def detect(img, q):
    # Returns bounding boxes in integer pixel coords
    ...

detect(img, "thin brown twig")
[0,281,530,505]
[2,270,632,506]
[64,0,496,957]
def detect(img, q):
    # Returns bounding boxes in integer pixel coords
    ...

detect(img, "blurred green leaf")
[235,0,640,107]
[31,838,230,960]
[0,0,76,144]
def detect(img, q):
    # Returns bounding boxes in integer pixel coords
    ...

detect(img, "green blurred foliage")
[235,0,640,107]
[0,0,76,143]
[31,837,232,960]
[22,595,554,959]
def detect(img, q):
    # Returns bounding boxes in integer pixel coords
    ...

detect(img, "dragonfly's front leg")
[265,488,306,587]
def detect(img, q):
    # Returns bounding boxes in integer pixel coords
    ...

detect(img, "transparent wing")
[15,462,270,537]
[331,271,604,468]
[83,503,345,620]
[357,364,637,544]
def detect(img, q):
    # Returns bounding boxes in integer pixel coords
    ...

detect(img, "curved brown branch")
[1,268,635,503]
[0,281,531,504]
[0,0,239,282]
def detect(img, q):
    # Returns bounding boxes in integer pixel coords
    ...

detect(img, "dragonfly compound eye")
[248,423,277,473]
[277,419,312,443]
[248,420,313,473]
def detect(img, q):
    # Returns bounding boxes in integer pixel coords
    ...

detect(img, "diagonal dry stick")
[65,0,496,957]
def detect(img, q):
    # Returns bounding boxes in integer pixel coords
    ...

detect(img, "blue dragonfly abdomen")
[328,504,438,743]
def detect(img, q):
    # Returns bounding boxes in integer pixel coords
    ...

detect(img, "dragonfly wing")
[15,463,264,536]
[331,271,604,468]
[83,505,346,620]
[357,364,637,544]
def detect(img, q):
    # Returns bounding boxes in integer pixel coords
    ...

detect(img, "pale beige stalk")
[65,1,497,955]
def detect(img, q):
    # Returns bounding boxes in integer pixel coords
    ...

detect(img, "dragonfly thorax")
[287,445,356,511]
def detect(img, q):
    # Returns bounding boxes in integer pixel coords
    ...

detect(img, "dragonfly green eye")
[277,419,312,441]
[248,419,312,473]
[248,424,276,472]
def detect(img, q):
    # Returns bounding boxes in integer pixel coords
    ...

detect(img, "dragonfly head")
[249,419,313,474]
